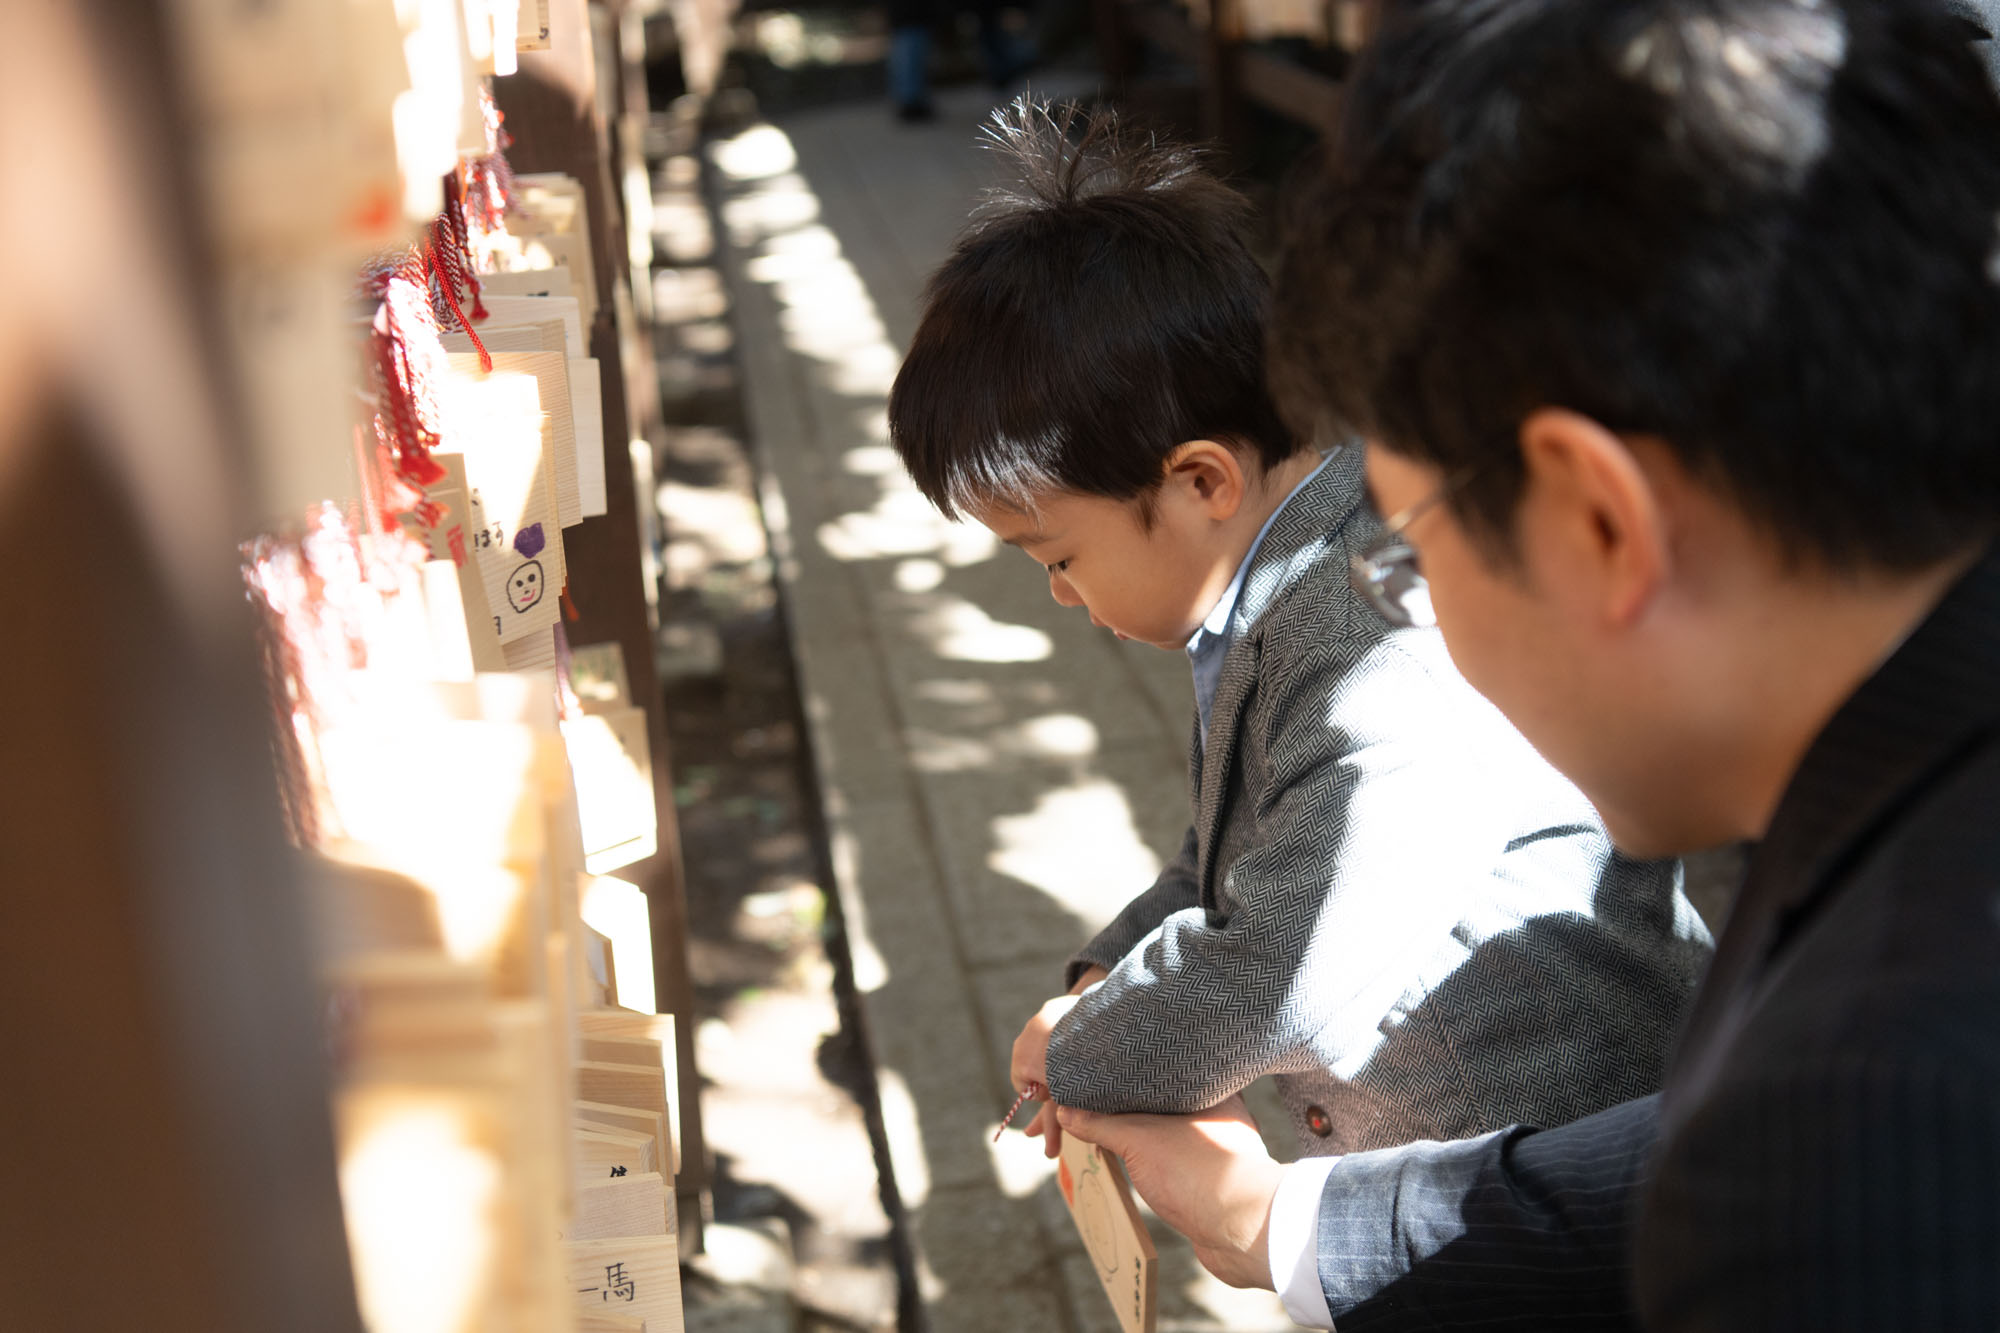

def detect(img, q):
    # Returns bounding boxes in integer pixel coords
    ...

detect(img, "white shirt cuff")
[1268,1155,1342,1328]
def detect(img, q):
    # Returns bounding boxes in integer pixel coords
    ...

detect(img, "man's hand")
[1013,966,1112,1157]
[1058,1096,1285,1292]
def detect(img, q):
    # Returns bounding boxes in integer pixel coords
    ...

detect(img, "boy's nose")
[1048,569,1084,609]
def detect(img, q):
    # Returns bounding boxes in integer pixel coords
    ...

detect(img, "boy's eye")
[1044,559,1070,574]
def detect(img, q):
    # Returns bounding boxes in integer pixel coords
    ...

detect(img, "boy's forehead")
[966,499,1051,544]
[968,487,1136,542]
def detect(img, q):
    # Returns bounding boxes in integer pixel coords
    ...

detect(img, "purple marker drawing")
[513,522,546,558]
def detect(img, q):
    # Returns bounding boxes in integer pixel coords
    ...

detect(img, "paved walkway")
[710,83,1299,1333]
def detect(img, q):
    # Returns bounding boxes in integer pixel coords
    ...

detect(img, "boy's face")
[970,488,1234,652]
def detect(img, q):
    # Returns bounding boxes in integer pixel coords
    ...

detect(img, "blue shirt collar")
[1186,449,1337,659]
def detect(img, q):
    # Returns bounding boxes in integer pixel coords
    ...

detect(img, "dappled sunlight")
[908,728,998,774]
[818,487,973,558]
[876,1068,932,1208]
[914,596,1054,663]
[721,177,823,242]
[912,678,999,708]
[714,121,1003,595]
[710,124,798,180]
[998,712,1100,760]
[989,1125,1061,1198]
[658,479,769,589]
[908,707,1103,770]
[743,218,839,273]
[842,442,902,475]
[654,266,729,321]
[989,779,1164,921]
[816,486,999,566]
[895,558,946,592]
[825,818,890,993]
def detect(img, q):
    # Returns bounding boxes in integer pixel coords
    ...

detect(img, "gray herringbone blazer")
[1044,447,1714,1157]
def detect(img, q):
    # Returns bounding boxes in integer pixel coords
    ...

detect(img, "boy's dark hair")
[889,98,1299,522]
[1271,0,2000,571]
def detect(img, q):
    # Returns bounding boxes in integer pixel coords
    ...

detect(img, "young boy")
[886,99,1714,1159]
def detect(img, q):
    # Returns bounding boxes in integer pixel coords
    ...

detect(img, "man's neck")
[1722,551,1979,840]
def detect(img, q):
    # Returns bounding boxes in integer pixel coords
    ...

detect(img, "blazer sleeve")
[1065,824,1201,990]
[1044,637,1523,1114]
[1317,1095,1659,1332]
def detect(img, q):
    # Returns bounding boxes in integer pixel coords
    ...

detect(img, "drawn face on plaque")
[508,522,550,613]
[508,559,546,613]
[1061,1148,1124,1280]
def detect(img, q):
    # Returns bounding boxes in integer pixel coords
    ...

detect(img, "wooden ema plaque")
[1058,1132,1158,1333]
[576,1315,647,1333]
[566,1172,671,1241]
[574,1126,655,1182]
[567,1234,679,1329]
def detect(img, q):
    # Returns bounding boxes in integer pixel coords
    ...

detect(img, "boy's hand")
[1010,993,1079,1097]
[1011,966,1112,1157]
[1057,1096,1283,1292]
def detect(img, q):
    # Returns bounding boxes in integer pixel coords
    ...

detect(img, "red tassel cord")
[441,170,488,321]
[425,223,490,372]
[364,248,455,503]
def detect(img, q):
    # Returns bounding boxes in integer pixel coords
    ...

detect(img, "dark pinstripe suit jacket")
[1314,546,2000,1330]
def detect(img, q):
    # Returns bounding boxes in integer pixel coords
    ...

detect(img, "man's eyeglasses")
[1348,469,1472,629]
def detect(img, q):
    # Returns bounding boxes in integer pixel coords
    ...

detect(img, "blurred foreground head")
[1275,0,2000,571]
[1272,0,2000,855]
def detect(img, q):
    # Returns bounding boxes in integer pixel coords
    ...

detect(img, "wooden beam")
[1109,0,1345,139]
[0,3,360,1328]
[1237,46,1344,132]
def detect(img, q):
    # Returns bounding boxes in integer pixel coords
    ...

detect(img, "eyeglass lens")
[1352,546,1437,629]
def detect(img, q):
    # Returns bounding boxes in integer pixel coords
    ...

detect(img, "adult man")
[1057,0,2000,1327]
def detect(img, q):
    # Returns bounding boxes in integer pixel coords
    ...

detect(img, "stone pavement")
[708,82,1301,1333]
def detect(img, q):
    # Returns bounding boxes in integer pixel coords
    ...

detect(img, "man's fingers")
[1054,1104,1094,1137]
[1056,1105,1128,1152]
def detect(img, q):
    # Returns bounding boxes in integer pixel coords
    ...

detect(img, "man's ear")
[1163,440,1248,521]
[1517,408,1666,626]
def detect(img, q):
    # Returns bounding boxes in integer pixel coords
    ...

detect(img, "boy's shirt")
[1047,445,1714,1156]
[1187,450,1336,747]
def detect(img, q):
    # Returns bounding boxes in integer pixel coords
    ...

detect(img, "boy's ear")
[1163,439,1248,521]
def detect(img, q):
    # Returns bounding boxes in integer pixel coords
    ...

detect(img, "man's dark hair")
[890,98,1299,521]
[1272,0,2000,570]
